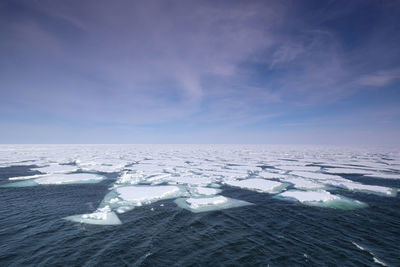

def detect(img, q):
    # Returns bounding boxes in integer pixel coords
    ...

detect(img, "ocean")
[0,144,399,266]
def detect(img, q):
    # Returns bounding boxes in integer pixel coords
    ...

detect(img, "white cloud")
[358,68,400,87]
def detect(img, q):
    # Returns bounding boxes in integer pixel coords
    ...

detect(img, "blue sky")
[1,0,400,145]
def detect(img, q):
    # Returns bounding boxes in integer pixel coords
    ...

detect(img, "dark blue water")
[0,166,399,266]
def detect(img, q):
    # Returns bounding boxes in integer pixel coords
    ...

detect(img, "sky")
[1,0,400,145]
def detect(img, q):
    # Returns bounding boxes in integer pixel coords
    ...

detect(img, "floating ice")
[291,171,345,181]
[279,190,340,202]
[1,144,399,226]
[165,175,215,186]
[33,164,78,174]
[277,190,367,210]
[146,173,172,184]
[329,181,397,196]
[323,168,373,175]
[116,185,184,203]
[283,177,325,190]
[186,196,228,209]
[224,178,287,193]
[1,179,39,187]
[65,206,122,225]
[175,196,252,213]
[260,172,286,179]
[79,164,124,173]
[190,187,221,196]
[365,172,400,180]
[35,173,104,185]
[2,173,104,187]
[277,165,321,172]
[113,171,144,186]
[8,174,48,181]
[66,185,187,225]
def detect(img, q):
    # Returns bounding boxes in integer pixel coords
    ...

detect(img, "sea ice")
[113,171,144,186]
[65,208,122,225]
[279,190,340,202]
[365,172,400,180]
[224,178,287,193]
[283,177,325,190]
[276,165,321,172]
[116,185,184,203]
[189,187,221,196]
[79,163,125,173]
[1,144,398,226]
[165,175,215,187]
[277,190,367,210]
[259,172,286,179]
[2,173,104,187]
[8,174,48,181]
[33,164,78,174]
[186,196,228,209]
[65,185,187,225]
[174,196,252,213]
[323,168,373,175]
[35,173,104,185]
[329,181,397,196]
[291,171,345,181]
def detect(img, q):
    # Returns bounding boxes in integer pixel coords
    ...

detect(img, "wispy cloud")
[1,0,399,144]
[358,68,400,87]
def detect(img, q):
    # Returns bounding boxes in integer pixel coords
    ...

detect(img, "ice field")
[0,144,399,265]
[1,144,399,225]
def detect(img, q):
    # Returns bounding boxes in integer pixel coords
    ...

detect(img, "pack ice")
[0,144,398,225]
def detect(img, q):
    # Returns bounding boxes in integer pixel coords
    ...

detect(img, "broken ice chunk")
[2,173,104,187]
[33,164,78,174]
[35,173,104,185]
[277,190,367,210]
[175,196,252,213]
[224,178,287,193]
[189,186,221,196]
[116,185,184,203]
[283,177,325,190]
[186,196,228,209]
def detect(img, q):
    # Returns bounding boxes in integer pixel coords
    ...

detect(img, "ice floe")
[186,196,228,209]
[116,185,183,203]
[291,171,345,181]
[276,165,321,172]
[65,206,122,225]
[365,172,400,180]
[65,185,187,225]
[323,168,373,175]
[189,187,221,196]
[34,173,103,185]
[8,174,48,181]
[282,177,325,190]
[224,178,287,193]
[33,164,78,174]
[165,175,215,186]
[2,173,104,187]
[259,172,286,179]
[279,190,339,202]
[175,196,252,213]
[328,181,397,196]
[277,190,367,209]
